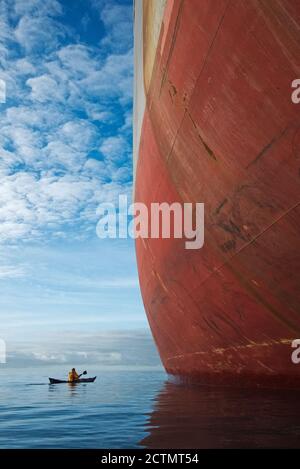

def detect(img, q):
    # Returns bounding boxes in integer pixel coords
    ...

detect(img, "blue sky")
[0,0,154,366]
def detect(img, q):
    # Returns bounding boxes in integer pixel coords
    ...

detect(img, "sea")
[1,366,300,448]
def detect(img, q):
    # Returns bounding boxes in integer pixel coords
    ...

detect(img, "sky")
[0,0,157,368]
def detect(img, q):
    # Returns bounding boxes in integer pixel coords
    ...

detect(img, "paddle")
[78,370,87,379]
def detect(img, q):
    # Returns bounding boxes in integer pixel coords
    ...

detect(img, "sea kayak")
[49,377,96,384]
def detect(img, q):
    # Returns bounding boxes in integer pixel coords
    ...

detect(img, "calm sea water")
[0,366,300,448]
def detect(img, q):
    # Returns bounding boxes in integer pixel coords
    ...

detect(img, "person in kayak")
[68,368,79,382]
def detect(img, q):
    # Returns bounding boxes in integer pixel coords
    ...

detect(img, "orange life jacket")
[68,370,79,382]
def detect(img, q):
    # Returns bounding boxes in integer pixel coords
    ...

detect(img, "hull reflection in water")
[140,381,300,448]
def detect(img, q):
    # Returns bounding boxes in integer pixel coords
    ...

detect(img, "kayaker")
[68,368,79,382]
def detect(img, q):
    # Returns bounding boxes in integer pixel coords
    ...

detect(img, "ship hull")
[134,0,300,387]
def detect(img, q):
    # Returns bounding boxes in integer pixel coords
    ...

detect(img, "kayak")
[49,377,97,384]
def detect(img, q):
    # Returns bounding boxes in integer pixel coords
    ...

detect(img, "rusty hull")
[134,0,300,387]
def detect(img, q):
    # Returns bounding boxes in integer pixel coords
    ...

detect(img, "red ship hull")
[134,0,300,387]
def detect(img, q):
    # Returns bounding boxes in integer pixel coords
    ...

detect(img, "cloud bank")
[5,330,162,369]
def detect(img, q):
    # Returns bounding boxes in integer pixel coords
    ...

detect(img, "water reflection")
[47,382,88,398]
[140,381,300,448]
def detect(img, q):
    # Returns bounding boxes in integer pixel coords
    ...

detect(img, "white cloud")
[15,15,68,53]
[0,222,33,242]
[6,330,161,368]
[5,104,66,130]
[57,119,97,151]
[0,264,26,279]
[57,44,100,77]
[0,16,11,44]
[26,74,66,103]
[14,58,36,75]
[100,135,129,162]
[86,105,113,122]
[1,124,43,163]
[122,110,132,131]
[93,1,133,54]
[13,0,63,17]
[0,0,133,244]
[81,49,133,105]
[44,140,85,172]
